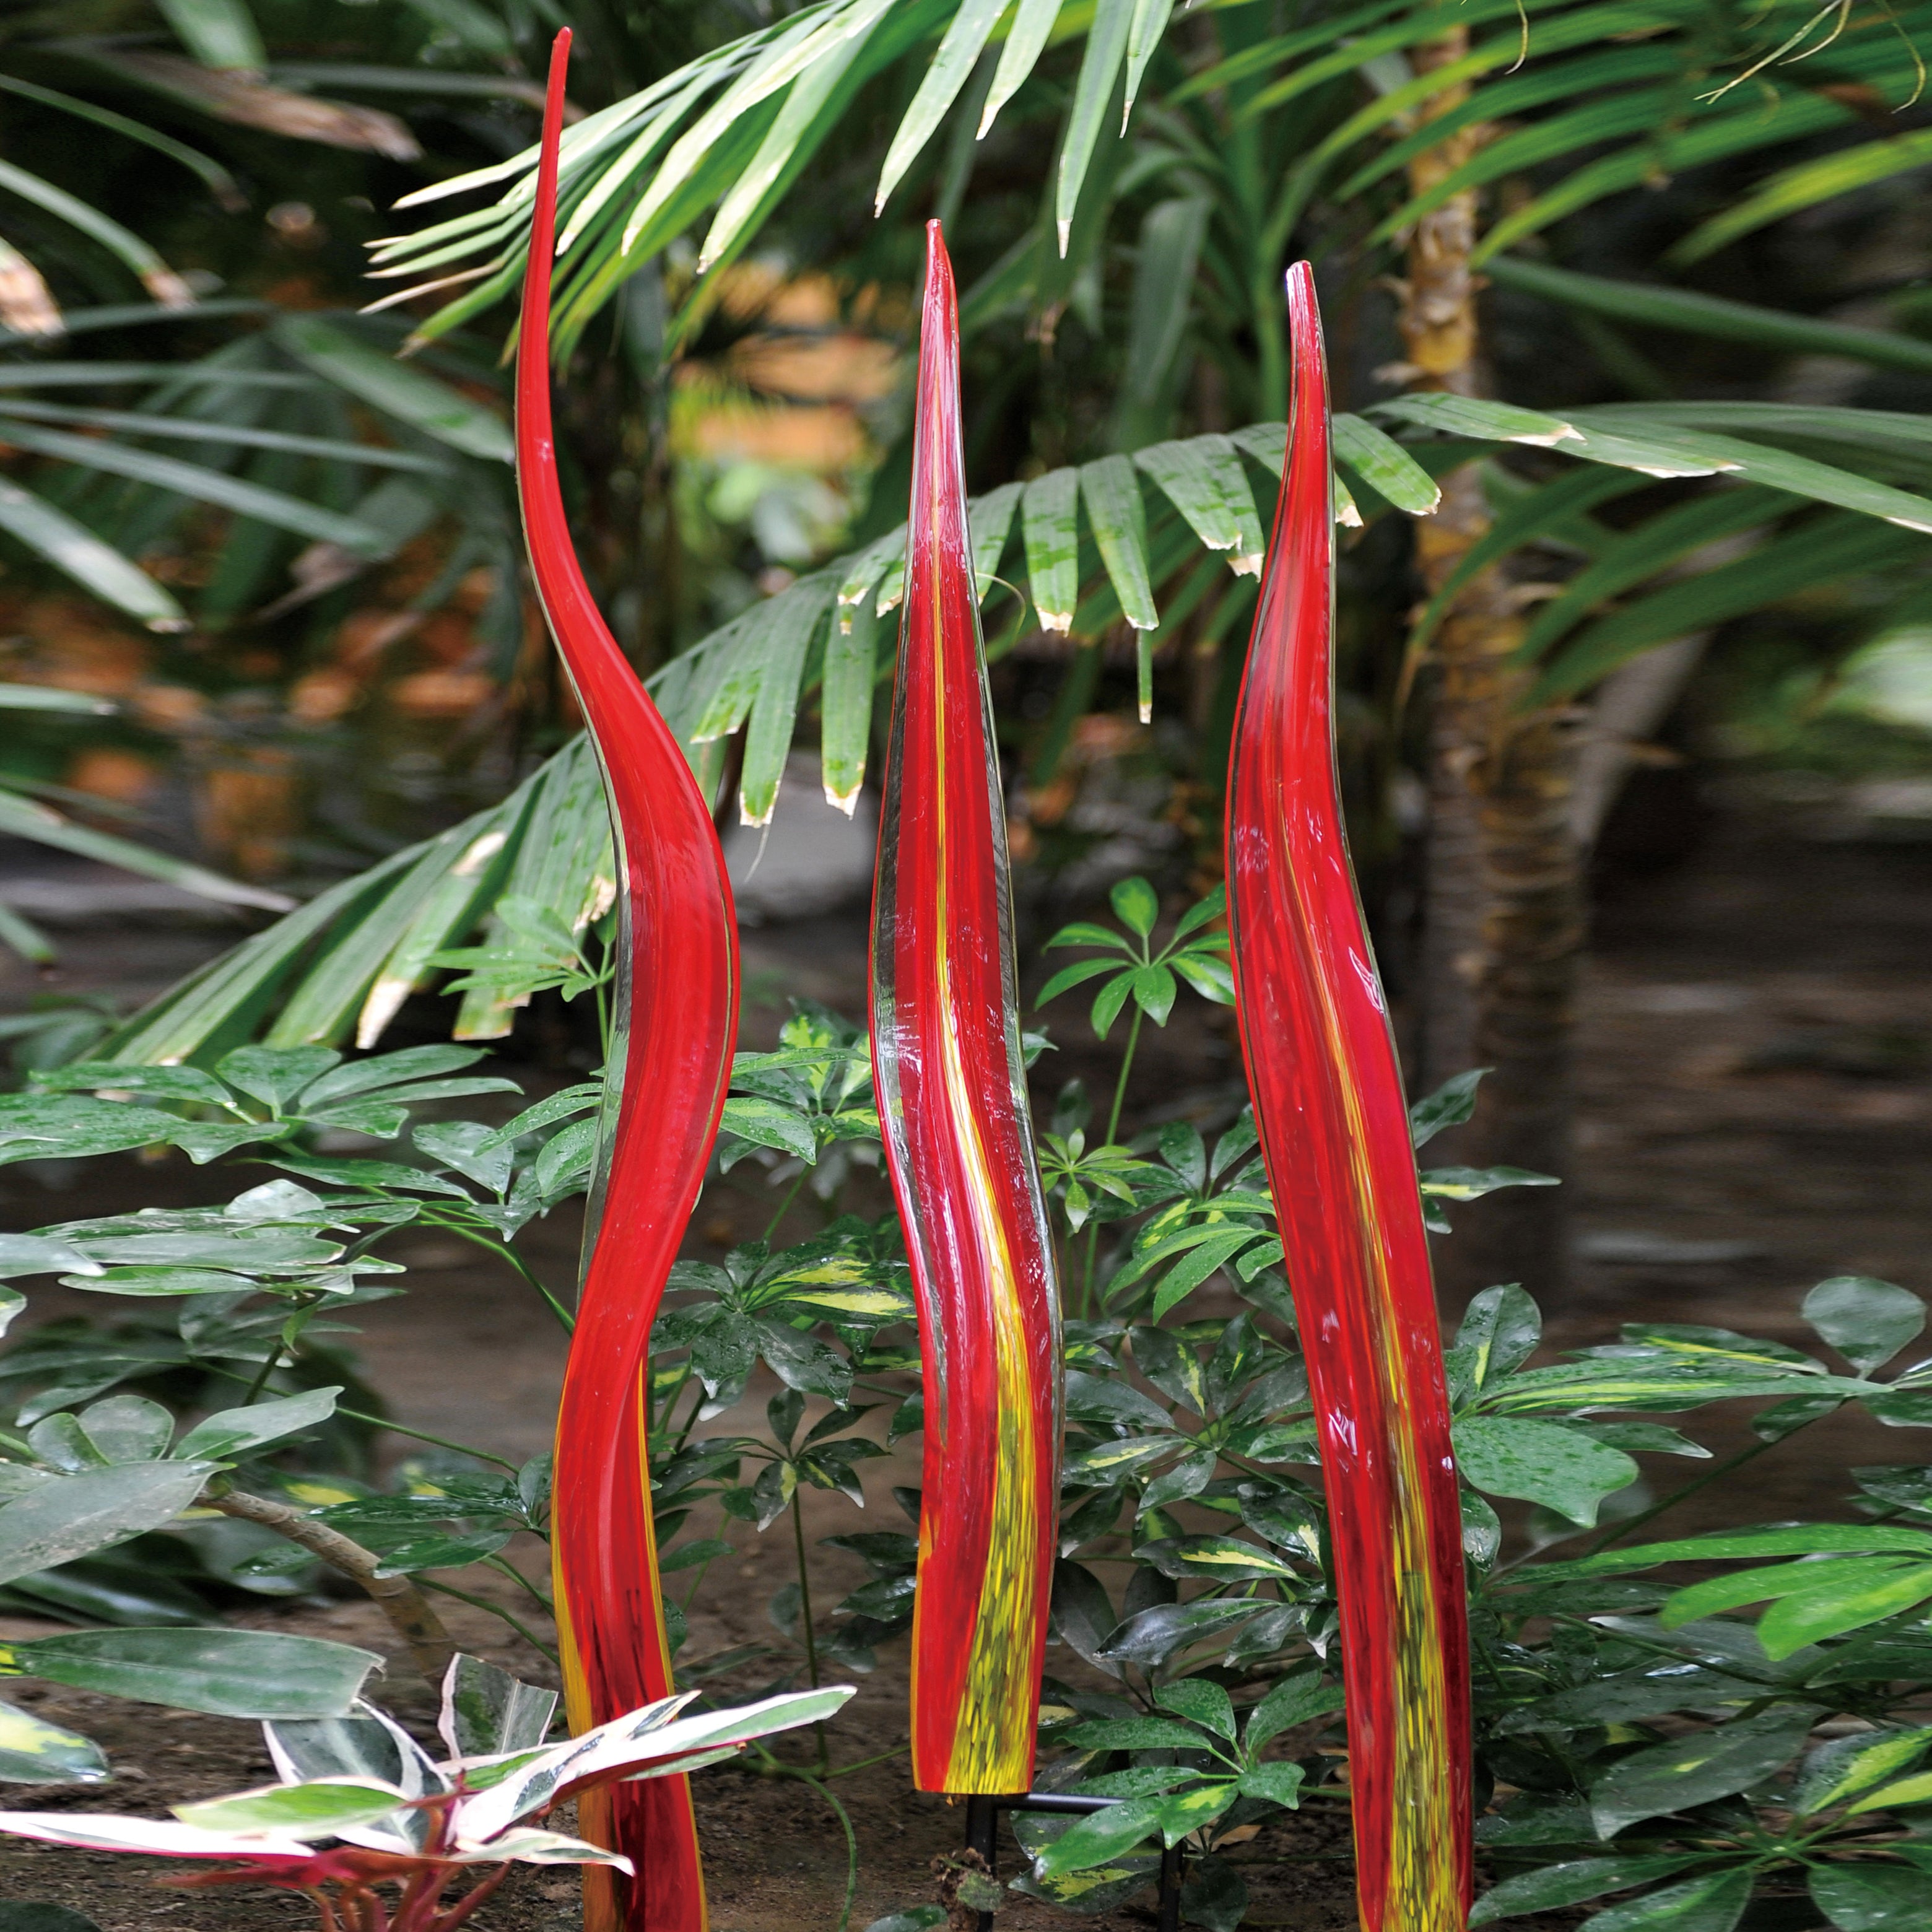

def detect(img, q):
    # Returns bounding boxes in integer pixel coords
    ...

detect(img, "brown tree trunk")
[1400,30,1582,1300]
[204,1486,458,1686]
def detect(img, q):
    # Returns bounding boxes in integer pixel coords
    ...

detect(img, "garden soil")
[2,793,1930,1930]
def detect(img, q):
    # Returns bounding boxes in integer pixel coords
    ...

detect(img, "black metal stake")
[1157,1840,1183,1932]
[960,1791,1184,1932]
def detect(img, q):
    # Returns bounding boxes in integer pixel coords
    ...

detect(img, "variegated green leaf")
[1082,453,1158,715]
[837,529,905,629]
[1331,412,1441,514]
[1134,433,1264,575]
[740,582,831,827]
[1023,466,1081,631]
[970,479,1023,599]
[820,596,879,813]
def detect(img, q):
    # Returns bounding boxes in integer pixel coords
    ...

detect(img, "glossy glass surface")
[517,33,739,1932]
[870,222,1061,1796]
[1224,263,1473,1930]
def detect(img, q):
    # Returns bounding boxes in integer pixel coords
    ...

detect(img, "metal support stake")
[964,1793,998,1868]
[1158,1840,1185,1932]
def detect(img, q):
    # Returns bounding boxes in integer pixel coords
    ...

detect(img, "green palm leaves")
[367,0,1932,369]
[95,391,1932,1061]
[0,311,515,637]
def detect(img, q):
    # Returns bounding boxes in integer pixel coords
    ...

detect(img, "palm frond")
[371,0,1177,349]
[100,402,1932,1063]
[0,310,516,638]
[1486,258,1932,379]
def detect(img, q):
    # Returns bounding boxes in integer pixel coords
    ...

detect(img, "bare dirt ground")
[1,796,1928,1929]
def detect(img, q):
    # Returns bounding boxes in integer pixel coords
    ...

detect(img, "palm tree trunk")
[1401,28,1581,1297]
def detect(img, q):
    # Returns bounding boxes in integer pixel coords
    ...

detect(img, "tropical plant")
[350,0,1932,1298]
[5,7,1932,1926]
[70,381,1931,1074]
[8,0,1932,1302]
[4,879,1932,1931]
[0,1651,850,1932]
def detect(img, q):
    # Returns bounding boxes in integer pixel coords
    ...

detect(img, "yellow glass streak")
[934,973,1038,1793]
[1299,868,1461,1932]
[916,511,1037,1794]
[547,1369,701,1932]
[549,1562,618,1932]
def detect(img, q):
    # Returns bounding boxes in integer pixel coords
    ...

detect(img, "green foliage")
[0,1656,850,1932]
[96,378,1932,1066]
[6,922,1932,1929]
[1039,877,1234,1037]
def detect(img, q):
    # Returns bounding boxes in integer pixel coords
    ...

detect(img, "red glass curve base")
[870,222,1062,1797]
[1224,262,1473,1931]
[516,32,740,1932]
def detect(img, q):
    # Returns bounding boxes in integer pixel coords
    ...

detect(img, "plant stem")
[238,1294,320,1406]
[237,1346,284,1408]
[822,1741,910,1778]
[1081,1004,1147,1316]
[797,1766,861,1932]
[1106,1006,1146,1145]
[416,1575,560,1666]
[201,1486,456,1685]
[484,1553,554,1613]
[764,1167,812,1243]
[1581,1408,1834,1557]
[425,1218,575,1334]
[333,1404,521,1473]
[790,1487,827,1772]
[748,1744,859,1932]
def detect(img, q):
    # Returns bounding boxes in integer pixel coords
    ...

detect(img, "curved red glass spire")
[1224,263,1472,1930]
[517,33,739,1932]
[871,222,1061,1796]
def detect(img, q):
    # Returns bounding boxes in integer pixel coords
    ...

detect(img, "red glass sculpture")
[1224,263,1473,1930]
[517,32,739,1932]
[870,222,1061,1796]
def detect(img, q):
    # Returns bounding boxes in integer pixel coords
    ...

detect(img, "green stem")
[1105,1005,1146,1145]
[764,1167,812,1243]
[237,1291,321,1406]
[238,1345,285,1408]
[800,1768,860,1932]
[821,1741,909,1779]
[671,1375,713,1457]
[1581,1407,1836,1557]
[681,1552,718,1614]
[197,1361,522,1471]
[483,1553,554,1614]
[416,1575,559,1665]
[332,1405,521,1473]
[748,1746,859,1932]
[790,1487,827,1772]
[424,1217,575,1335]
[1081,1004,1147,1317]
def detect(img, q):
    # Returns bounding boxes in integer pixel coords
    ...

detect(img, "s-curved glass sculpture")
[517,33,739,1932]
[871,221,1061,1796]
[1224,262,1473,1931]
